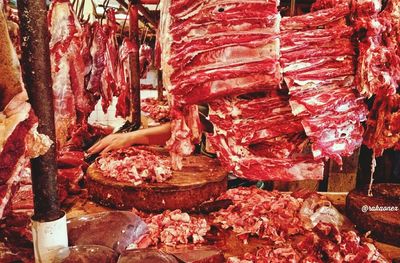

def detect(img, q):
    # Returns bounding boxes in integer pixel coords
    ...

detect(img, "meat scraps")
[216,187,387,262]
[133,209,210,248]
[211,187,343,244]
[141,98,170,123]
[227,225,388,263]
[96,146,172,186]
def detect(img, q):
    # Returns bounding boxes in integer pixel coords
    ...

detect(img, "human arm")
[87,123,172,155]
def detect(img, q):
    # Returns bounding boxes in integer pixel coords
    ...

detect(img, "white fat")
[312,149,322,158]
[294,79,324,86]
[289,101,305,116]
[332,143,346,151]
[231,106,241,117]
[336,102,351,112]
[25,125,53,159]
[49,2,81,48]
[283,62,312,72]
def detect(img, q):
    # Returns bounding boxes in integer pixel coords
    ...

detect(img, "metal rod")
[157,69,163,101]
[129,3,141,130]
[137,1,158,28]
[17,0,62,222]
[290,0,296,16]
[116,0,158,28]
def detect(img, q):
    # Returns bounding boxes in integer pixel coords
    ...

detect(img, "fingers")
[88,135,112,154]
[100,145,115,155]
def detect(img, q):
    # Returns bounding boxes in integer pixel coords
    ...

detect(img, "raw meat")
[208,92,324,181]
[228,228,388,263]
[134,209,210,248]
[49,0,92,146]
[96,146,172,186]
[211,187,342,244]
[166,106,202,170]
[87,21,106,100]
[139,43,152,78]
[364,94,400,155]
[116,38,137,118]
[208,93,304,146]
[85,10,119,114]
[281,4,350,31]
[141,98,170,123]
[0,8,51,221]
[215,188,387,262]
[281,7,368,165]
[353,0,400,155]
[0,109,36,185]
[160,0,292,174]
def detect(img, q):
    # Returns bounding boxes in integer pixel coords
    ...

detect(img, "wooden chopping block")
[346,184,400,247]
[86,154,228,212]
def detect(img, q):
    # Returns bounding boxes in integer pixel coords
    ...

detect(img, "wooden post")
[129,2,141,130]
[17,0,62,221]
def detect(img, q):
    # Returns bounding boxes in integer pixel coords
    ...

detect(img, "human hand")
[87,132,136,155]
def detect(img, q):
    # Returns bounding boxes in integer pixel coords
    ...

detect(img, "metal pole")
[129,2,141,130]
[157,69,163,101]
[116,0,158,28]
[290,0,296,16]
[17,0,62,222]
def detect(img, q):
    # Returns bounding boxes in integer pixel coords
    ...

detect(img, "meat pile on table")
[227,226,388,263]
[133,209,210,248]
[97,146,172,186]
[213,187,387,263]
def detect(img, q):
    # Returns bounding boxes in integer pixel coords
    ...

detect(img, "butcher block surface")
[346,184,400,247]
[86,154,228,212]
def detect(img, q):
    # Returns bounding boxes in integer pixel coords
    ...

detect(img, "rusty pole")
[157,70,163,101]
[129,2,141,130]
[290,0,296,16]
[17,0,62,221]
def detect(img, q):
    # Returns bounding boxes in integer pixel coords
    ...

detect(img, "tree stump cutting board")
[86,154,228,212]
[346,184,400,247]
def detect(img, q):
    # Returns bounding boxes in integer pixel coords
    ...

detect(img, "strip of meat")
[102,10,119,101]
[139,43,152,78]
[116,38,137,118]
[87,21,106,99]
[0,110,36,184]
[48,0,81,146]
[208,135,323,181]
[281,4,350,31]
[209,95,304,145]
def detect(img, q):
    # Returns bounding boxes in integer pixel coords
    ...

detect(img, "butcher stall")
[0,0,400,262]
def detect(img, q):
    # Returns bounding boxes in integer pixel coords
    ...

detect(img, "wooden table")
[65,192,400,261]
